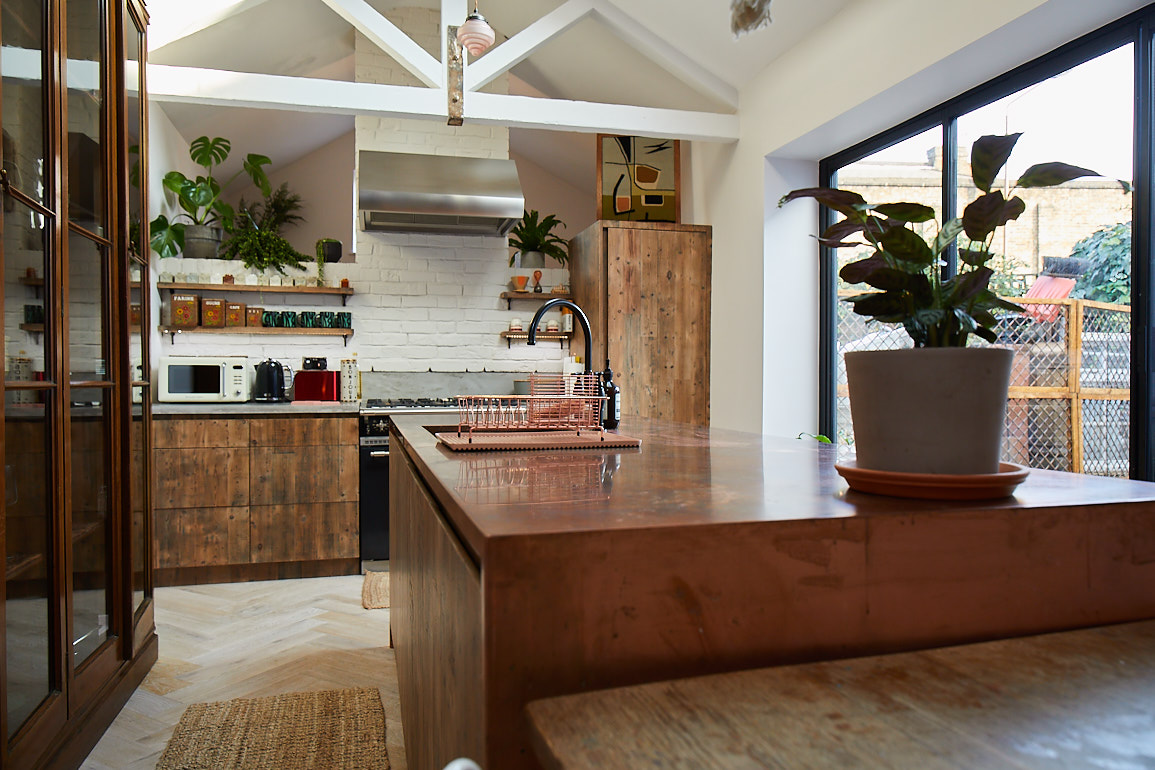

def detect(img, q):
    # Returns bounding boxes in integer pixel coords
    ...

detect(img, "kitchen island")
[387,415,1155,770]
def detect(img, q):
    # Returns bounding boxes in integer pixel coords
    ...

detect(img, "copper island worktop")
[387,415,1155,770]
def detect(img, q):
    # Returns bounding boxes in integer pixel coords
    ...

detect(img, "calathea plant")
[780,134,1116,347]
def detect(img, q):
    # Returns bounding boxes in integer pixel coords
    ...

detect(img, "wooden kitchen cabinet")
[153,414,360,585]
[570,221,712,426]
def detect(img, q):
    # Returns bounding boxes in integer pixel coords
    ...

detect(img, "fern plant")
[219,213,309,274]
[508,209,569,267]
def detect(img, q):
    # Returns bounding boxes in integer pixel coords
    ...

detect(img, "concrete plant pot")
[517,250,545,268]
[183,224,222,260]
[845,347,1014,475]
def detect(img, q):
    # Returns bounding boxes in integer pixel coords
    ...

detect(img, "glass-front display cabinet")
[1,0,155,765]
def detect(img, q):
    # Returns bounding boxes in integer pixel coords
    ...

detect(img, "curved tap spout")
[528,298,593,373]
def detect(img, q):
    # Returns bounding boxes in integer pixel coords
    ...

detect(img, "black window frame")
[817,5,1155,480]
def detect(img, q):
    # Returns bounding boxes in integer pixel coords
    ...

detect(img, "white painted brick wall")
[154,5,573,381]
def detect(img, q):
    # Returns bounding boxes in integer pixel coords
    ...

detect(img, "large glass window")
[822,42,1136,477]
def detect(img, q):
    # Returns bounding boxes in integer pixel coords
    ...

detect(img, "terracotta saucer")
[834,461,1029,500]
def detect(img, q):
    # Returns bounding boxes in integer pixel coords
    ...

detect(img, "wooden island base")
[388,415,1155,770]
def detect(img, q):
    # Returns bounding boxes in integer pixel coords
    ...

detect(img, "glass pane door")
[957,44,1134,476]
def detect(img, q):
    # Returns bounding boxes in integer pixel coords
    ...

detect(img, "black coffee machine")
[253,359,292,402]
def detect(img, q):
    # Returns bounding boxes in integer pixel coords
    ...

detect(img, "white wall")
[510,150,593,253]
[698,0,1149,436]
[266,131,355,259]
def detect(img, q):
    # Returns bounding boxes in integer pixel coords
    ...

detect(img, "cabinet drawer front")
[155,506,250,568]
[248,416,357,447]
[250,444,358,505]
[154,418,249,448]
[154,447,249,508]
[250,502,358,562]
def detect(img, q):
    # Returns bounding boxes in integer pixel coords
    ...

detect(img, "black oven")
[359,399,459,560]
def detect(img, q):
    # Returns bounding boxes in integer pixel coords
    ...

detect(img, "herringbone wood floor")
[80,575,405,770]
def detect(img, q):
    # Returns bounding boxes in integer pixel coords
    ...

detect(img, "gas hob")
[359,397,461,445]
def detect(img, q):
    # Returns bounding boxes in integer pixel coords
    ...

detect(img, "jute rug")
[362,569,390,609]
[157,687,389,770]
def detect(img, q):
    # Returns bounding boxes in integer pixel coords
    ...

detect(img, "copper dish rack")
[456,373,605,438]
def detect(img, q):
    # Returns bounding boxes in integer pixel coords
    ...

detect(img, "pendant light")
[730,0,772,37]
[456,1,495,57]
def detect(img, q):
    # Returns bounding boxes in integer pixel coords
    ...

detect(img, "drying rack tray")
[436,430,642,452]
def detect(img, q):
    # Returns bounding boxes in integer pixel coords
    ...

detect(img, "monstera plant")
[150,136,272,259]
[780,134,1120,479]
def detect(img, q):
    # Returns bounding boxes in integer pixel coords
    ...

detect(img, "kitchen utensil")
[303,357,327,370]
[337,312,352,328]
[200,298,225,327]
[225,302,246,327]
[511,275,529,291]
[170,294,199,327]
[247,307,264,326]
[262,310,279,327]
[253,358,292,402]
[340,359,360,402]
[280,310,298,328]
[299,311,318,328]
[319,311,337,328]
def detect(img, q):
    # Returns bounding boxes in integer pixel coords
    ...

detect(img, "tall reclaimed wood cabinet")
[1,0,156,766]
[569,220,712,426]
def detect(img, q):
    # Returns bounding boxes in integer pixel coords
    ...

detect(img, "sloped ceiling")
[147,0,853,185]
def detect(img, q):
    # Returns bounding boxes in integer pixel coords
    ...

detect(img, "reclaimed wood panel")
[154,506,249,569]
[249,444,358,506]
[249,502,358,562]
[570,221,711,426]
[153,417,249,448]
[248,416,357,447]
[527,620,1155,770]
[391,439,483,770]
[154,447,249,509]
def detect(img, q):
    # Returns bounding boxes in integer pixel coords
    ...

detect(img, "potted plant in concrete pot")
[315,239,341,286]
[508,209,569,269]
[781,133,1114,476]
[149,135,272,259]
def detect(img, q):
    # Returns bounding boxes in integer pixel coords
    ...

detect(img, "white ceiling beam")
[464,0,595,92]
[146,64,739,142]
[148,0,276,51]
[468,91,738,142]
[148,64,443,119]
[317,0,443,89]
[588,0,738,109]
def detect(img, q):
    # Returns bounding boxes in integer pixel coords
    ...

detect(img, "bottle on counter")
[601,359,620,430]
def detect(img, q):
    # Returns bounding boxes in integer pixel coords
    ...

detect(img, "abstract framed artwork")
[596,135,680,223]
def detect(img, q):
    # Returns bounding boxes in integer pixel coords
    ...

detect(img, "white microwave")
[158,357,251,403]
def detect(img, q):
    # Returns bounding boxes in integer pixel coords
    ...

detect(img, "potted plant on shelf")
[508,209,569,269]
[780,133,1118,476]
[315,239,341,286]
[149,135,272,259]
[218,211,309,275]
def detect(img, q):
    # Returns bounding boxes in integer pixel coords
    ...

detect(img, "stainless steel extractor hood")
[358,151,524,236]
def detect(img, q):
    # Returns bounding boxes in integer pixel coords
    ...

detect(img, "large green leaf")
[933,218,965,255]
[162,171,189,194]
[872,202,935,223]
[778,187,867,218]
[189,136,231,168]
[962,192,1026,241]
[971,133,1021,193]
[838,255,888,284]
[879,226,934,266]
[148,215,185,258]
[243,153,273,198]
[848,291,905,318]
[1016,162,1099,188]
[862,267,911,291]
[945,266,993,304]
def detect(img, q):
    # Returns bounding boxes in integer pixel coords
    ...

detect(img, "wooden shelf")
[19,276,44,288]
[500,330,572,349]
[19,323,44,333]
[500,291,571,309]
[159,325,354,345]
[159,282,353,297]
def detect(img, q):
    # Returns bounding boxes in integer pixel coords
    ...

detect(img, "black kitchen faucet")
[527,298,593,373]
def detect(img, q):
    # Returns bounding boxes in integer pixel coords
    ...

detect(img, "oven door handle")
[369,450,389,458]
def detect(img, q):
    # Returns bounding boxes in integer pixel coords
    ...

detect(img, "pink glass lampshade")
[457,10,495,56]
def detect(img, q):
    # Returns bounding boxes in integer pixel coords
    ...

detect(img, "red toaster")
[292,370,340,401]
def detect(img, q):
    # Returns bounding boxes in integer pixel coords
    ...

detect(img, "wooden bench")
[527,620,1155,769]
